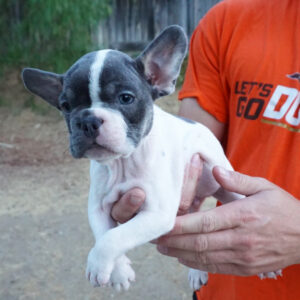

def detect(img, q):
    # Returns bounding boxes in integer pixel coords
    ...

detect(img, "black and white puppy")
[22,26,278,291]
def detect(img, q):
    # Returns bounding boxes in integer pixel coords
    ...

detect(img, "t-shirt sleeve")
[179,4,229,124]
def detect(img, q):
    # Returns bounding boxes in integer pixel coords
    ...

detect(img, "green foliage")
[0,0,111,73]
[177,56,188,87]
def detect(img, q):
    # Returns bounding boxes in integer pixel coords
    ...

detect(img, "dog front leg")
[86,193,136,290]
[88,207,176,287]
[86,192,115,286]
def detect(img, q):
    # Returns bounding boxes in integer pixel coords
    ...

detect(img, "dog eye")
[119,93,135,105]
[60,101,71,113]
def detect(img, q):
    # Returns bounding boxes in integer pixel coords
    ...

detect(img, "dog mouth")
[70,139,119,159]
[84,143,121,161]
[89,142,118,155]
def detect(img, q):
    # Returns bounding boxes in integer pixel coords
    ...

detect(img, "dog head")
[22,26,187,162]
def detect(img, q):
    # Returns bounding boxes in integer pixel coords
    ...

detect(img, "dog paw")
[85,247,114,287]
[110,255,135,291]
[188,269,208,290]
[258,269,282,280]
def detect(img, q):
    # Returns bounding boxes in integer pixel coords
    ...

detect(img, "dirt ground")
[0,72,200,300]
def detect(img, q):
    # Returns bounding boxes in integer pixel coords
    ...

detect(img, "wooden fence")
[97,0,221,51]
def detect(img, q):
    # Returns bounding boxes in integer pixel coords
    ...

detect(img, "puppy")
[22,25,279,291]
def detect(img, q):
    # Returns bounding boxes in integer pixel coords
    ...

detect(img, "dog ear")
[22,68,63,109]
[136,25,188,99]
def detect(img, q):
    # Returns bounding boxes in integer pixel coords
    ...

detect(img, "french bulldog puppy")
[22,25,279,291]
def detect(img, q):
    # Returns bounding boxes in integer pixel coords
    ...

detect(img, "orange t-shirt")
[179,0,300,299]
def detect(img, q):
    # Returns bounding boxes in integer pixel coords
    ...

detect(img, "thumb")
[213,166,272,196]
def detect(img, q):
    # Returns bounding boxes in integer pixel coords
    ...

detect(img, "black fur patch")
[99,50,154,146]
[62,52,97,111]
[175,115,197,124]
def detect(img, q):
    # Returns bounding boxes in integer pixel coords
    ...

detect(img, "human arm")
[178,98,225,142]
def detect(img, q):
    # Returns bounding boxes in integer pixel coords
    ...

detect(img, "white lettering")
[263,85,298,120]
[285,92,300,126]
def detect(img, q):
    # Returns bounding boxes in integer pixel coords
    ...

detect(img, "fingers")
[169,205,241,236]
[213,166,272,196]
[178,154,203,215]
[158,229,236,252]
[158,246,239,266]
[111,188,145,223]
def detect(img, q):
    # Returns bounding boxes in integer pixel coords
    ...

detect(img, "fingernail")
[191,154,201,167]
[130,196,141,206]
[157,245,168,254]
[217,166,229,178]
[192,199,201,207]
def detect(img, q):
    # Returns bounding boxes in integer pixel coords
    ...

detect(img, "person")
[111,0,300,299]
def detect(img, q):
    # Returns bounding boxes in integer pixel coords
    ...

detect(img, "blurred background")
[0,1,219,299]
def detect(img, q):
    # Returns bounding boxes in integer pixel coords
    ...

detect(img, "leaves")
[0,0,111,72]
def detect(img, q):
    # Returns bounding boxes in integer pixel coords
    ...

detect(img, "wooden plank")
[98,0,221,50]
[187,0,195,36]
[154,0,168,34]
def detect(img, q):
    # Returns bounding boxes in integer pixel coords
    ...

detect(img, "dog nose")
[77,116,103,138]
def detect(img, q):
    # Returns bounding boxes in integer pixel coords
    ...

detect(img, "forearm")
[179,98,225,141]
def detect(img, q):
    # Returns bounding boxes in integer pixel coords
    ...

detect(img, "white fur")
[89,50,111,104]
[85,105,243,290]
[189,268,208,290]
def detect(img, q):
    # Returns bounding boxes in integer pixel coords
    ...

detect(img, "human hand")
[111,154,203,223]
[178,154,204,215]
[157,167,300,276]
